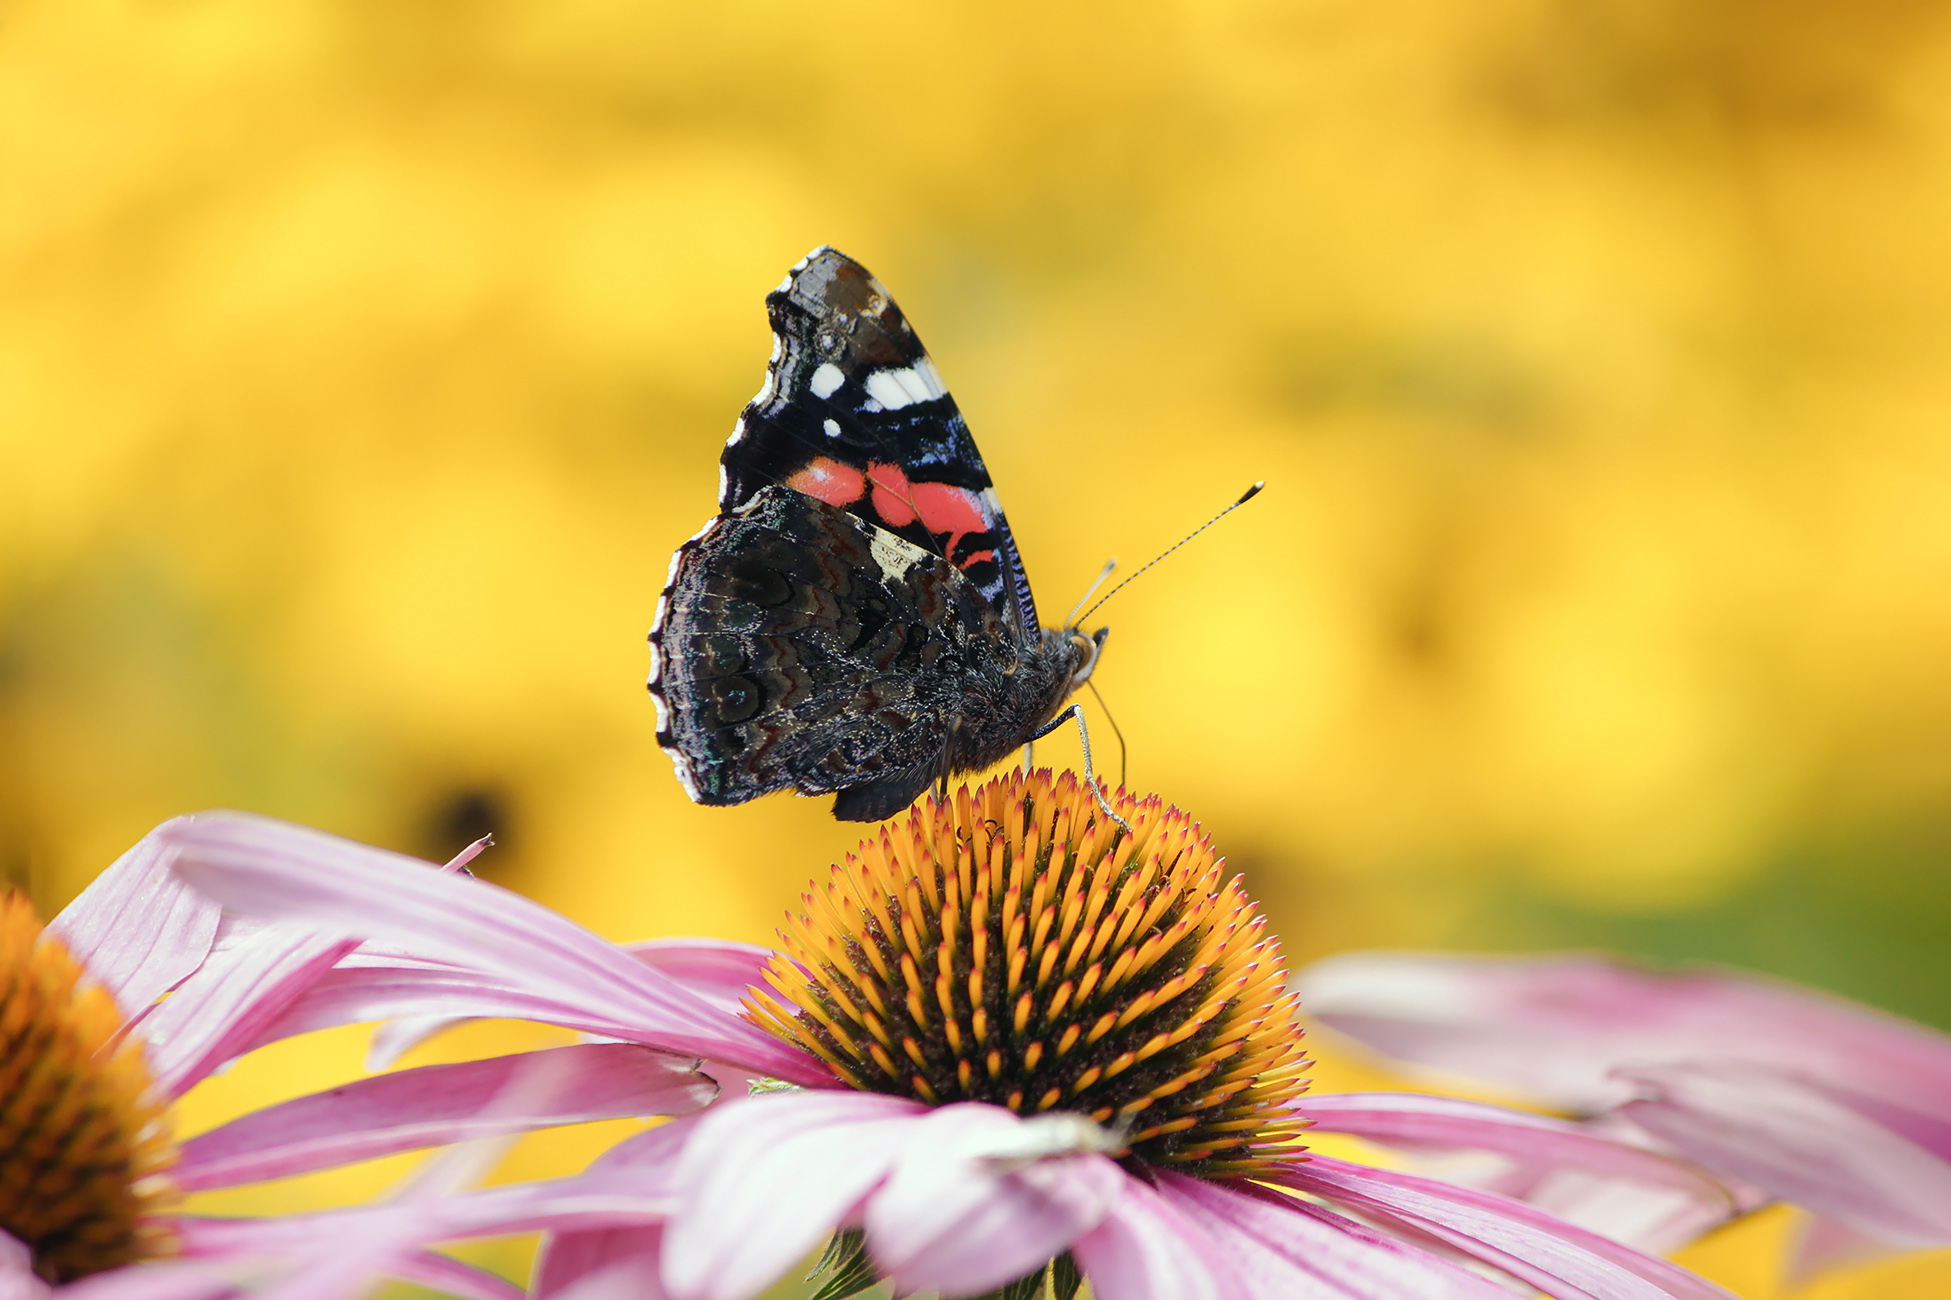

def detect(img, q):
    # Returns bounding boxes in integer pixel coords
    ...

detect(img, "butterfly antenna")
[1077,481,1264,626]
[1063,558,1119,631]
[1086,678,1127,786]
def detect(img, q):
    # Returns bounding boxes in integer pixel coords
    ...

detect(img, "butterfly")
[648,247,1106,821]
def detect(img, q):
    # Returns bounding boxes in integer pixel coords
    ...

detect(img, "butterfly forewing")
[724,248,1039,640]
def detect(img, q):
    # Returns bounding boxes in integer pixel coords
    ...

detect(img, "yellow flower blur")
[2,4,1948,1297]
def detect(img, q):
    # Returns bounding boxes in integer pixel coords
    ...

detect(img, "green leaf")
[1052,1252,1083,1300]
[990,1266,1048,1300]
[807,1230,881,1300]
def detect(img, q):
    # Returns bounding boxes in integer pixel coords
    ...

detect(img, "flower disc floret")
[0,892,177,1282]
[748,769,1313,1176]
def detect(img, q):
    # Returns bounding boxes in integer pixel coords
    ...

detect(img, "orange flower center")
[748,770,1312,1177]
[0,892,178,1282]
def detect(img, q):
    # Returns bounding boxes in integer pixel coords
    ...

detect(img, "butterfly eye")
[1068,631,1102,684]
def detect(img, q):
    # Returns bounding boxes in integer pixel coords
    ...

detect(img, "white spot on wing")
[725,417,746,449]
[862,520,933,584]
[870,531,917,581]
[810,363,845,399]
[776,274,794,293]
[823,418,842,439]
[914,355,948,399]
[863,371,910,410]
[864,362,947,411]
[981,487,1004,518]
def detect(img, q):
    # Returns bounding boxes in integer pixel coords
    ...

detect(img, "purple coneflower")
[1296,951,1951,1275]
[167,771,1746,1300]
[2,825,713,1300]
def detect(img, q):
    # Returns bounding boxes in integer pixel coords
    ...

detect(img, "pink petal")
[1459,1157,1754,1256]
[163,814,828,1085]
[366,1013,476,1070]
[1617,1062,1951,1246]
[235,965,626,1050]
[185,1121,686,1269]
[1299,1092,1731,1206]
[249,1242,409,1300]
[47,818,220,1019]
[1297,952,1951,1121]
[534,1226,670,1300]
[1824,1084,1951,1162]
[0,1233,50,1300]
[178,1167,678,1260]
[864,1104,1126,1296]
[443,835,496,875]
[548,1258,673,1300]
[1300,1093,1741,1254]
[1790,1216,1909,1281]
[330,938,469,972]
[246,1102,550,1300]
[534,1121,743,1300]
[1272,1156,1735,1300]
[55,1262,250,1300]
[1159,1173,1516,1300]
[352,939,772,1070]
[181,1158,675,1258]
[582,1117,704,1177]
[137,923,358,1097]
[1070,1176,1243,1300]
[175,1212,423,1266]
[426,1172,682,1239]
[623,939,772,1019]
[663,1091,926,1300]
[176,1044,715,1191]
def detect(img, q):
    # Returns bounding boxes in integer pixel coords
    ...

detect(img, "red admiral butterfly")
[649,248,1108,822]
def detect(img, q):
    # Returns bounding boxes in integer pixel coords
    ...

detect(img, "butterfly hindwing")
[652,486,1016,818]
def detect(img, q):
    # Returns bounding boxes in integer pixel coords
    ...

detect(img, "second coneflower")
[0,893,177,1284]
[168,772,1747,1300]
[2,822,717,1300]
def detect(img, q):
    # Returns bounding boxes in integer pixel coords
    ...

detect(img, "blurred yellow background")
[5,1,1950,1295]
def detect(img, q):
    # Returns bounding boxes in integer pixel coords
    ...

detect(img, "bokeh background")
[5,1,1950,1296]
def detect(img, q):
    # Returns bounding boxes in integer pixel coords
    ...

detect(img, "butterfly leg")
[1029,705,1132,834]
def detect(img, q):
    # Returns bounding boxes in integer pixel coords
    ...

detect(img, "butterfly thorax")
[940,624,1105,783]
